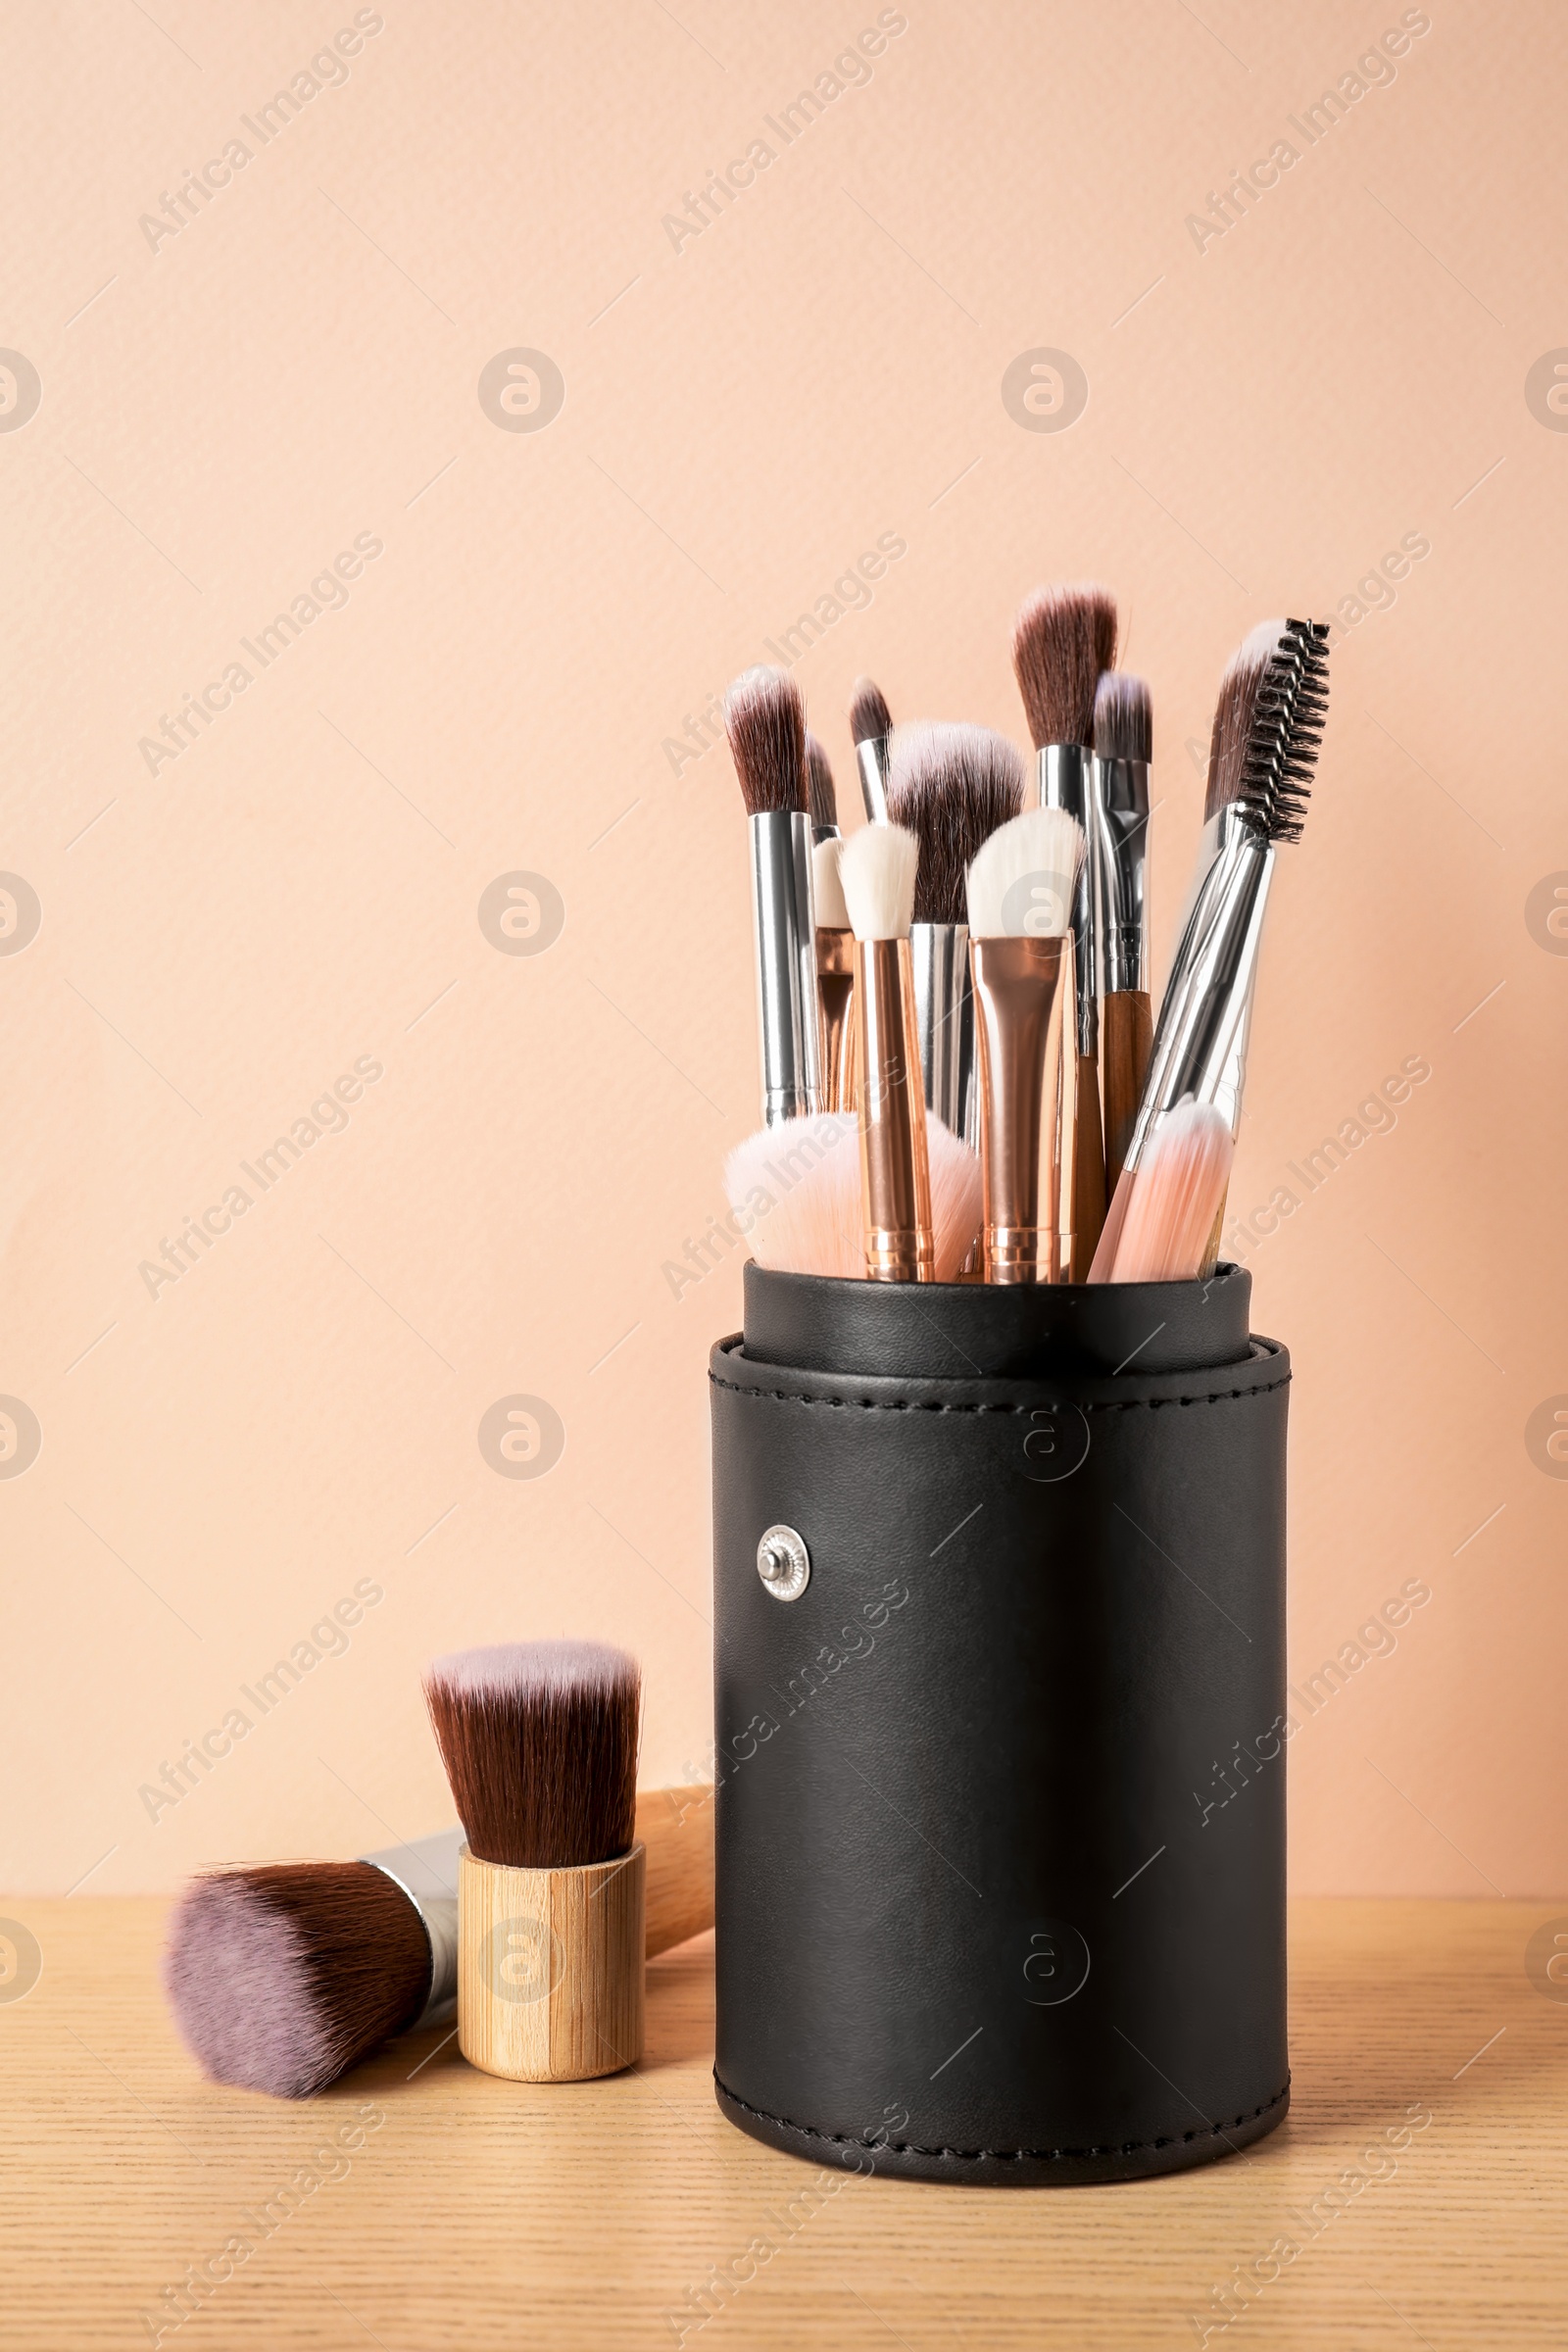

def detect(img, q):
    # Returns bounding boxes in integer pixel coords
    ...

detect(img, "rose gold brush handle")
[853,937,934,1283]
[971,934,1075,1285]
[1101,989,1152,1200]
[815,930,856,1115]
[1071,1054,1106,1282]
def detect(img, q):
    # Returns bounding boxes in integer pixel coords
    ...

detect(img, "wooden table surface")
[2,1898,1563,2349]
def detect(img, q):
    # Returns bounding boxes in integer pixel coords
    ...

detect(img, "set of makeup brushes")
[163,1642,712,2097]
[723,589,1329,1287]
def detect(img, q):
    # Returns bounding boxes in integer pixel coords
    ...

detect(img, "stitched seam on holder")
[714,2072,1290,2163]
[709,1370,1290,1413]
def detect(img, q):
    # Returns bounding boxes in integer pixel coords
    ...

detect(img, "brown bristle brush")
[726,666,819,1128]
[162,1789,714,2099]
[850,675,893,823]
[1092,671,1153,1197]
[424,1640,645,2082]
[1011,584,1117,1278]
[806,730,840,843]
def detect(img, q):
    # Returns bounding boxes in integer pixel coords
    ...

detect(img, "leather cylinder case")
[710,1262,1290,2186]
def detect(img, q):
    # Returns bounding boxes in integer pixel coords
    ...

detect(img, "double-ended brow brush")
[850,676,894,824]
[1091,618,1329,1284]
[966,806,1086,1285]
[1011,584,1117,1277]
[887,721,1024,1152]
[1093,671,1153,1198]
[725,667,820,1127]
[840,820,933,1282]
[425,1640,644,2083]
[163,1788,714,2098]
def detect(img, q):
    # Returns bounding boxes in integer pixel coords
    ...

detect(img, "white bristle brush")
[723,1109,979,1282]
[1092,1099,1233,1284]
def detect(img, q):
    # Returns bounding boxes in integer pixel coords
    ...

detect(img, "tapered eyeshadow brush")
[806,730,841,844]
[850,676,893,824]
[887,721,1024,1152]
[1092,672,1153,1197]
[1011,584,1117,1276]
[725,667,820,1127]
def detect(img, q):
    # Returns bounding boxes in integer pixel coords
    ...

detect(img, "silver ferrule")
[810,822,841,849]
[1127,825,1276,1174]
[1092,757,1150,996]
[364,1828,463,2025]
[908,922,972,1137]
[1165,800,1263,1142]
[1039,744,1097,1054]
[856,736,891,824]
[751,809,821,1127]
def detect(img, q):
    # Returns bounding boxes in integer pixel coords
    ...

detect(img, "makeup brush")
[887,722,1025,1152]
[839,821,933,1283]
[1100,1099,1233,1283]
[425,1640,644,2083]
[1011,584,1117,1276]
[850,676,893,823]
[812,836,855,1113]
[806,731,840,844]
[725,666,820,1127]
[163,1788,714,2099]
[1092,618,1328,1283]
[1092,672,1153,1197]
[723,1108,979,1282]
[966,806,1086,1285]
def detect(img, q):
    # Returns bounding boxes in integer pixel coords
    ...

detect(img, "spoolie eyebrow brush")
[725,667,820,1127]
[1011,583,1117,1277]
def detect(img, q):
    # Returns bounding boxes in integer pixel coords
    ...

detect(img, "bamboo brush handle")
[635,1785,712,1957]
[1101,990,1152,1200]
[1070,1054,1107,1282]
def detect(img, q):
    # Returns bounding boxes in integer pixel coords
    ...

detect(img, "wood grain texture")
[458,1845,644,2082]
[1101,987,1152,1198]
[639,1785,713,1960]
[1,1901,1563,2347]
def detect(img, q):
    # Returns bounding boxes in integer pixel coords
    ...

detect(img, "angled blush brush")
[725,667,820,1127]
[425,1640,644,2083]
[1012,584,1117,1275]
[850,676,894,823]
[1092,672,1153,1196]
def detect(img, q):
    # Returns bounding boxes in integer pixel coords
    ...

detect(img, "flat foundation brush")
[850,676,893,824]
[725,667,820,1127]
[425,1640,644,2082]
[1012,583,1117,1276]
[840,821,933,1282]
[966,806,1086,1284]
[1093,672,1153,1196]
[163,1789,714,2097]
[1092,618,1329,1283]
[887,721,1024,1151]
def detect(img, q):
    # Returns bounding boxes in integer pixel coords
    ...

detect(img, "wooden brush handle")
[459,1845,645,2082]
[635,1784,712,1957]
[1071,1054,1107,1282]
[1101,991,1152,1200]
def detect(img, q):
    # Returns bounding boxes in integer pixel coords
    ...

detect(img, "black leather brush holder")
[710,1261,1291,2186]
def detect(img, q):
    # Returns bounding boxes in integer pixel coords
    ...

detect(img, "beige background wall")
[2,0,1562,1896]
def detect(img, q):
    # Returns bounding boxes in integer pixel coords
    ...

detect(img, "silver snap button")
[756,1523,809,1601]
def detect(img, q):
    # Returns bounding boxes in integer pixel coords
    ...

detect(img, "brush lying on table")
[163,1783,712,2098]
